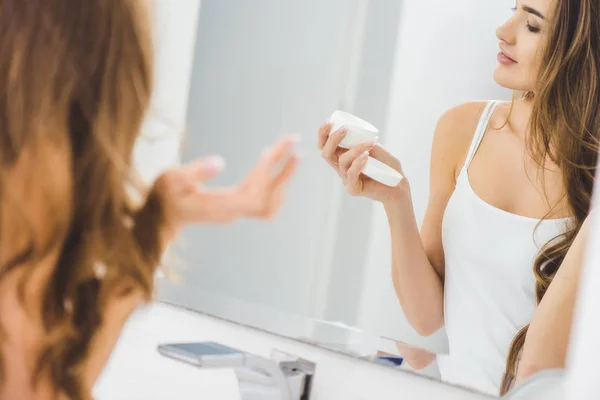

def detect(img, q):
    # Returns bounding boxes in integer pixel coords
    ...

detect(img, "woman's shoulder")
[434,100,509,150]
[432,101,492,154]
[431,100,509,176]
[436,100,499,132]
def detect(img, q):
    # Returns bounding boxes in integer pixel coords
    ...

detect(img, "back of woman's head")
[501,0,600,394]
[0,1,162,398]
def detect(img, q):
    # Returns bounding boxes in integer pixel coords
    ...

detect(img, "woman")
[319,0,598,395]
[0,1,298,399]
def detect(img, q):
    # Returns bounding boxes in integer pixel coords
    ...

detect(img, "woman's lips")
[498,51,517,65]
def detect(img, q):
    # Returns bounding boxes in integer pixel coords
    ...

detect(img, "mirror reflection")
[159,0,600,398]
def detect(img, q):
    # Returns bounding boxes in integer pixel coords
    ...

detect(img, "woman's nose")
[496,14,517,45]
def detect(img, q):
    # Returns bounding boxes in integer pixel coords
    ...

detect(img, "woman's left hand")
[151,135,300,240]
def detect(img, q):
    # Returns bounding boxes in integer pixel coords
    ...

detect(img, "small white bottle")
[329,110,403,187]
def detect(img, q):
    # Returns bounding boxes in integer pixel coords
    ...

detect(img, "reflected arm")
[517,215,593,382]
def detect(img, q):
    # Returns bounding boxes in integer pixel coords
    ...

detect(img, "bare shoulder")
[432,101,494,177]
[434,101,490,147]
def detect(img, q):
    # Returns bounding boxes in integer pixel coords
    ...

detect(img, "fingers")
[271,154,299,189]
[369,144,402,172]
[270,134,299,164]
[337,140,377,181]
[251,135,298,184]
[346,150,369,195]
[252,154,298,220]
[236,137,299,219]
[185,155,226,182]
[320,127,346,166]
[257,184,287,220]
[317,122,332,150]
[259,156,298,220]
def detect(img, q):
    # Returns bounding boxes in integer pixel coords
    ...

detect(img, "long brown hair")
[0,1,165,399]
[500,0,600,394]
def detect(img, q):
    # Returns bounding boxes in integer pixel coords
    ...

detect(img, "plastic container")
[328,110,403,187]
[329,110,379,149]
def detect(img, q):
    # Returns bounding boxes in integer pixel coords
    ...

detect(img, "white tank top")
[436,101,570,395]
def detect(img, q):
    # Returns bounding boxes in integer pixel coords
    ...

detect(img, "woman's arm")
[317,102,484,336]
[386,101,488,336]
[516,215,593,382]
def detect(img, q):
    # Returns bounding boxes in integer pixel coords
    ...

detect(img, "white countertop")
[93,305,240,400]
[93,301,493,400]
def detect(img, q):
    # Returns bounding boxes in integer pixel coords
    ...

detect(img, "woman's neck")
[510,97,535,141]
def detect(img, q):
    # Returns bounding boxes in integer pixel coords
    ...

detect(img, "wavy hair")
[0,1,165,398]
[500,0,600,394]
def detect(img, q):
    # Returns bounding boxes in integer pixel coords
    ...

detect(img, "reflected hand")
[317,122,408,203]
[394,342,436,370]
[153,135,299,238]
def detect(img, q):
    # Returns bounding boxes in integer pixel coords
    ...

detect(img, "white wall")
[133,0,201,185]
[356,0,514,350]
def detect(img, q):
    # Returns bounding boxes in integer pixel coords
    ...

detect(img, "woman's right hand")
[150,135,299,241]
[317,122,409,204]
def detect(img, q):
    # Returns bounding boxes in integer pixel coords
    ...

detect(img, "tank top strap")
[463,100,500,170]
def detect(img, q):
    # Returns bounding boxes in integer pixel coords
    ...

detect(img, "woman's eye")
[526,21,541,33]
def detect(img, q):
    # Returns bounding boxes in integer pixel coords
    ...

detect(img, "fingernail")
[205,155,226,170]
[261,147,273,159]
[361,150,369,160]
[364,140,377,148]
[339,128,348,136]
[289,133,302,144]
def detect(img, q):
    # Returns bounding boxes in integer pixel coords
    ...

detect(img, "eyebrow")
[522,5,545,20]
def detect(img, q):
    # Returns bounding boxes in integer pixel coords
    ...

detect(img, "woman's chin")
[493,68,525,92]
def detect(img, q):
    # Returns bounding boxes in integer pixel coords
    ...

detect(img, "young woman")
[319,0,598,395]
[0,1,298,399]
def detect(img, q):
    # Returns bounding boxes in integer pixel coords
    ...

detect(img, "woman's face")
[494,0,555,92]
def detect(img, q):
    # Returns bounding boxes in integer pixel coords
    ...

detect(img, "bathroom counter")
[94,302,493,400]
[93,305,240,400]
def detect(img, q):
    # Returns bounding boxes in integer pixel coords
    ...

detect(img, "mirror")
[156,0,599,398]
